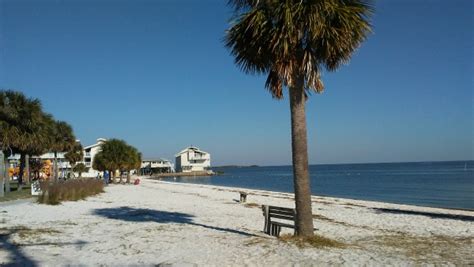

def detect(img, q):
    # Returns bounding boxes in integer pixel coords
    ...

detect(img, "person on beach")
[103,171,109,185]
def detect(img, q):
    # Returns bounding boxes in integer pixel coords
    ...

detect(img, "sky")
[0,0,472,166]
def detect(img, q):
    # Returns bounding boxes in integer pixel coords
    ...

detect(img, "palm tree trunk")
[25,155,30,185]
[126,171,131,184]
[3,155,10,193]
[110,170,114,184]
[289,77,314,237]
[53,152,58,181]
[0,150,4,197]
[18,153,26,191]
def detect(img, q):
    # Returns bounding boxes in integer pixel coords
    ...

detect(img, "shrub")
[38,179,104,205]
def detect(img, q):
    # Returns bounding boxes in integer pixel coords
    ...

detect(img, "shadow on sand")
[93,206,255,237]
[372,207,474,222]
[0,228,87,267]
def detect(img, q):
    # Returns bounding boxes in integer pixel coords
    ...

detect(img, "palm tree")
[225,0,373,237]
[92,139,141,184]
[125,148,141,184]
[49,120,76,180]
[65,141,84,178]
[0,90,50,192]
[73,163,89,178]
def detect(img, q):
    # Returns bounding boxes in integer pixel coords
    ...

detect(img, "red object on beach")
[134,178,140,185]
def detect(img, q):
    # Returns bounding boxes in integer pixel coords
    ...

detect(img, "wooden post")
[262,205,271,234]
[239,191,247,203]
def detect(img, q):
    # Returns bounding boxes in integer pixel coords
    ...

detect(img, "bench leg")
[270,224,282,237]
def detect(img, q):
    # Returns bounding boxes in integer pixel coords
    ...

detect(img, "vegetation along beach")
[0,0,472,266]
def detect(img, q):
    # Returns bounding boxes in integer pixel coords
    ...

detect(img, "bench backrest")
[262,205,297,235]
[267,205,296,221]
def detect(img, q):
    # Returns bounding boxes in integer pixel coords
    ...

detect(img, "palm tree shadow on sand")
[0,228,87,267]
[93,206,256,237]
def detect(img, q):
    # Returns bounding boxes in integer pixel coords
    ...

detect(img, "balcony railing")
[189,155,209,160]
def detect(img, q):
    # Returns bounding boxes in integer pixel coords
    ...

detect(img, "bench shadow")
[93,206,255,237]
[372,207,474,222]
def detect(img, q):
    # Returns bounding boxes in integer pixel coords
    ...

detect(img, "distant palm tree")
[125,148,141,184]
[225,0,373,236]
[65,141,84,178]
[73,163,89,178]
[93,139,141,184]
[49,120,76,180]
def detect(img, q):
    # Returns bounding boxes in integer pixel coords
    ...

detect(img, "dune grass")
[38,179,104,205]
[279,234,346,249]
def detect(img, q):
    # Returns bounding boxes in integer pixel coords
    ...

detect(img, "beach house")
[81,138,107,177]
[175,146,211,172]
[140,159,175,175]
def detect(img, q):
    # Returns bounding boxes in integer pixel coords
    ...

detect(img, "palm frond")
[225,0,373,98]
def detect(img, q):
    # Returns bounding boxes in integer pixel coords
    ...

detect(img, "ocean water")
[159,161,474,210]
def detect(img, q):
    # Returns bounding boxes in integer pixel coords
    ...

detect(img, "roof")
[142,158,171,163]
[175,146,209,157]
[83,138,107,149]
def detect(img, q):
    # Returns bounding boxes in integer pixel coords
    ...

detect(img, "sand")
[1,177,473,266]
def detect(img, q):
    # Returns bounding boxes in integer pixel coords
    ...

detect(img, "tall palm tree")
[225,0,373,236]
[0,90,49,192]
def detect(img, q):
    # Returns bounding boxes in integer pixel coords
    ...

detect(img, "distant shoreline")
[213,160,474,168]
[150,171,216,178]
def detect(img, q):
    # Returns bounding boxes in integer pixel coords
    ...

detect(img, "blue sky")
[0,0,472,165]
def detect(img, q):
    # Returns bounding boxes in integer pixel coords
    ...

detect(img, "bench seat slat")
[268,214,295,221]
[268,209,295,215]
[268,206,295,212]
[271,221,296,228]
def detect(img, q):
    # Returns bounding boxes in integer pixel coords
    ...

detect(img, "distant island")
[213,165,260,169]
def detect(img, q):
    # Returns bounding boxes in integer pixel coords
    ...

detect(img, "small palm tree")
[225,0,373,236]
[65,141,84,178]
[73,163,89,178]
[49,120,76,180]
[125,148,141,184]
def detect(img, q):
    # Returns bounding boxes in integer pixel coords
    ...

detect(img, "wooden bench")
[262,205,297,237]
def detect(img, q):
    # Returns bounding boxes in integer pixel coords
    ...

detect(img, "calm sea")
[159,161,474,210]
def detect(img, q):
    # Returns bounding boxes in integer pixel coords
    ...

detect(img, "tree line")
[0,90,142,197]
[0,90,79,196]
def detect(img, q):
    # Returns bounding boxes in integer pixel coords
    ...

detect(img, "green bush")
[38,179,104,205]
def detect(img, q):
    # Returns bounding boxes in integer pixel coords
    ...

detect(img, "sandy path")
[0,178,473,266]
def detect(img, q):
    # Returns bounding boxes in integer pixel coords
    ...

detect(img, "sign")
[31,181,42,196]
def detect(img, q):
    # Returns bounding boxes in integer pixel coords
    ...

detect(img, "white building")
[140,159,174,175]
[81,138,107,178]
[175,146,211,173]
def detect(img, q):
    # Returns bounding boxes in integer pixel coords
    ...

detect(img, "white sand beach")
[1,178,473,266]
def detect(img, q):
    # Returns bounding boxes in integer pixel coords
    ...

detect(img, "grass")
[0,182,34,203]
[244,202,260,208]
[0,226,61,240]
[279,234,346,249]
[38,178,104,205]
[355,233,474,265]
